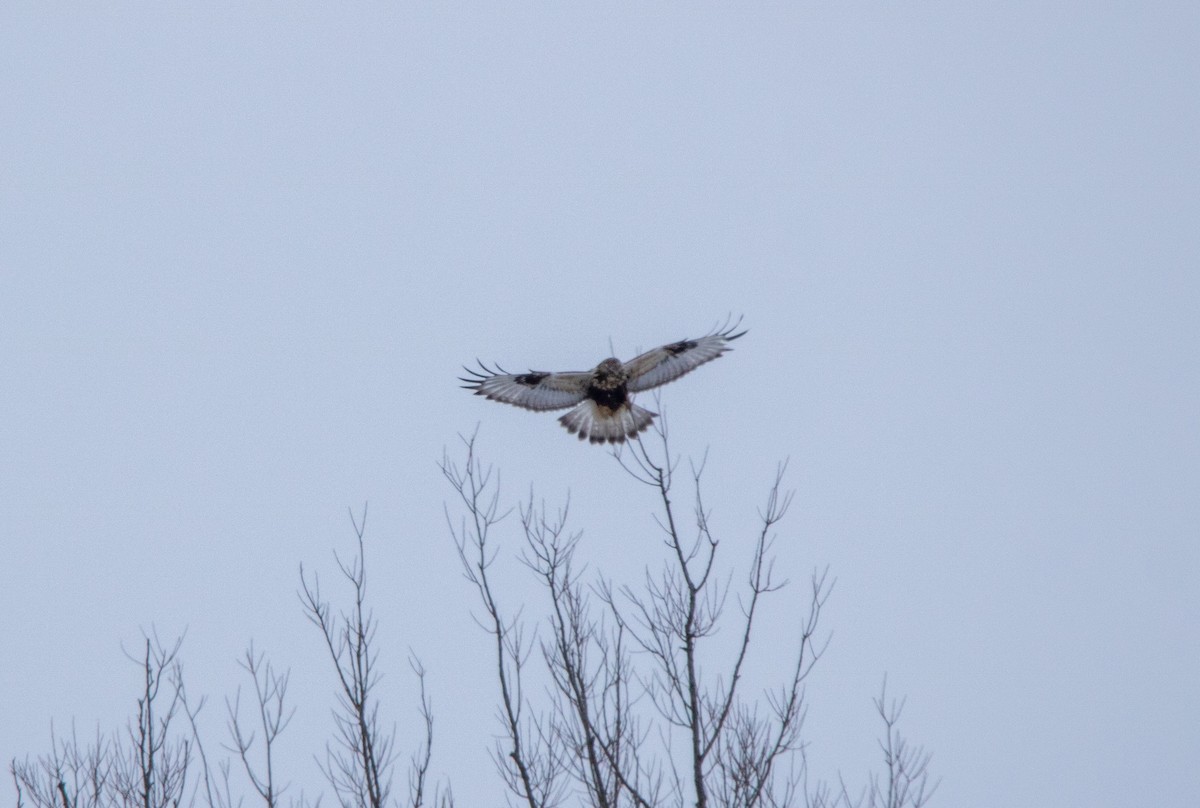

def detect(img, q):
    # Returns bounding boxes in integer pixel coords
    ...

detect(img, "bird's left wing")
[623,321,746,393]
[461,364,591,411]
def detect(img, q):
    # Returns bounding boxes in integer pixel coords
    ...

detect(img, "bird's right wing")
[461,364,590,411]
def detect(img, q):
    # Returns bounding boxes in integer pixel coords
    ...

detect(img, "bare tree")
[15,510,451,808]
[12,632,196,808]
[113,635,193,808]
[11,723,113,808]
[15,424,932,808]
[440,444,562,807]
[223,643,295,808]
[441,418,934,808]
[866,682,934,808]
[813,681,936,808]
[299,504,449,808]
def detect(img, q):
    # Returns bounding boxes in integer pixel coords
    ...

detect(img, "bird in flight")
[461,321,746,444]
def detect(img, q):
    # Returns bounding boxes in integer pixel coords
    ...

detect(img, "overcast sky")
[2,4,1197,807]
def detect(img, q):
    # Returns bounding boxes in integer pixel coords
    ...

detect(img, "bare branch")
[224,644,295,808]
[866,679,939,808]
[299,504,396,808]
[440,432,558,808]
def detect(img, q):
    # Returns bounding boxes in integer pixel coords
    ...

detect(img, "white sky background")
[2,4,1197,807]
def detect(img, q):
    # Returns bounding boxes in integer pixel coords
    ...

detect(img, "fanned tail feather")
[558,400,656,444]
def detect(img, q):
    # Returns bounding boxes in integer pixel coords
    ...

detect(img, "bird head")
[592,357,627,388]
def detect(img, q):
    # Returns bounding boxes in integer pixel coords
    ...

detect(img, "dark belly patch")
[587,384,627,410]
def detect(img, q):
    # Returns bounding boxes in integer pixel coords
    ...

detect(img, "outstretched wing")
[623,320,746,393]
[461,363,591,411]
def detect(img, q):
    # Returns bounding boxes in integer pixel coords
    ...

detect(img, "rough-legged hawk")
[461,321,746,444]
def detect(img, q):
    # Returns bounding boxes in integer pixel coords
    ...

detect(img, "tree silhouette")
[13,420,933,808]
[440,419,935,808]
